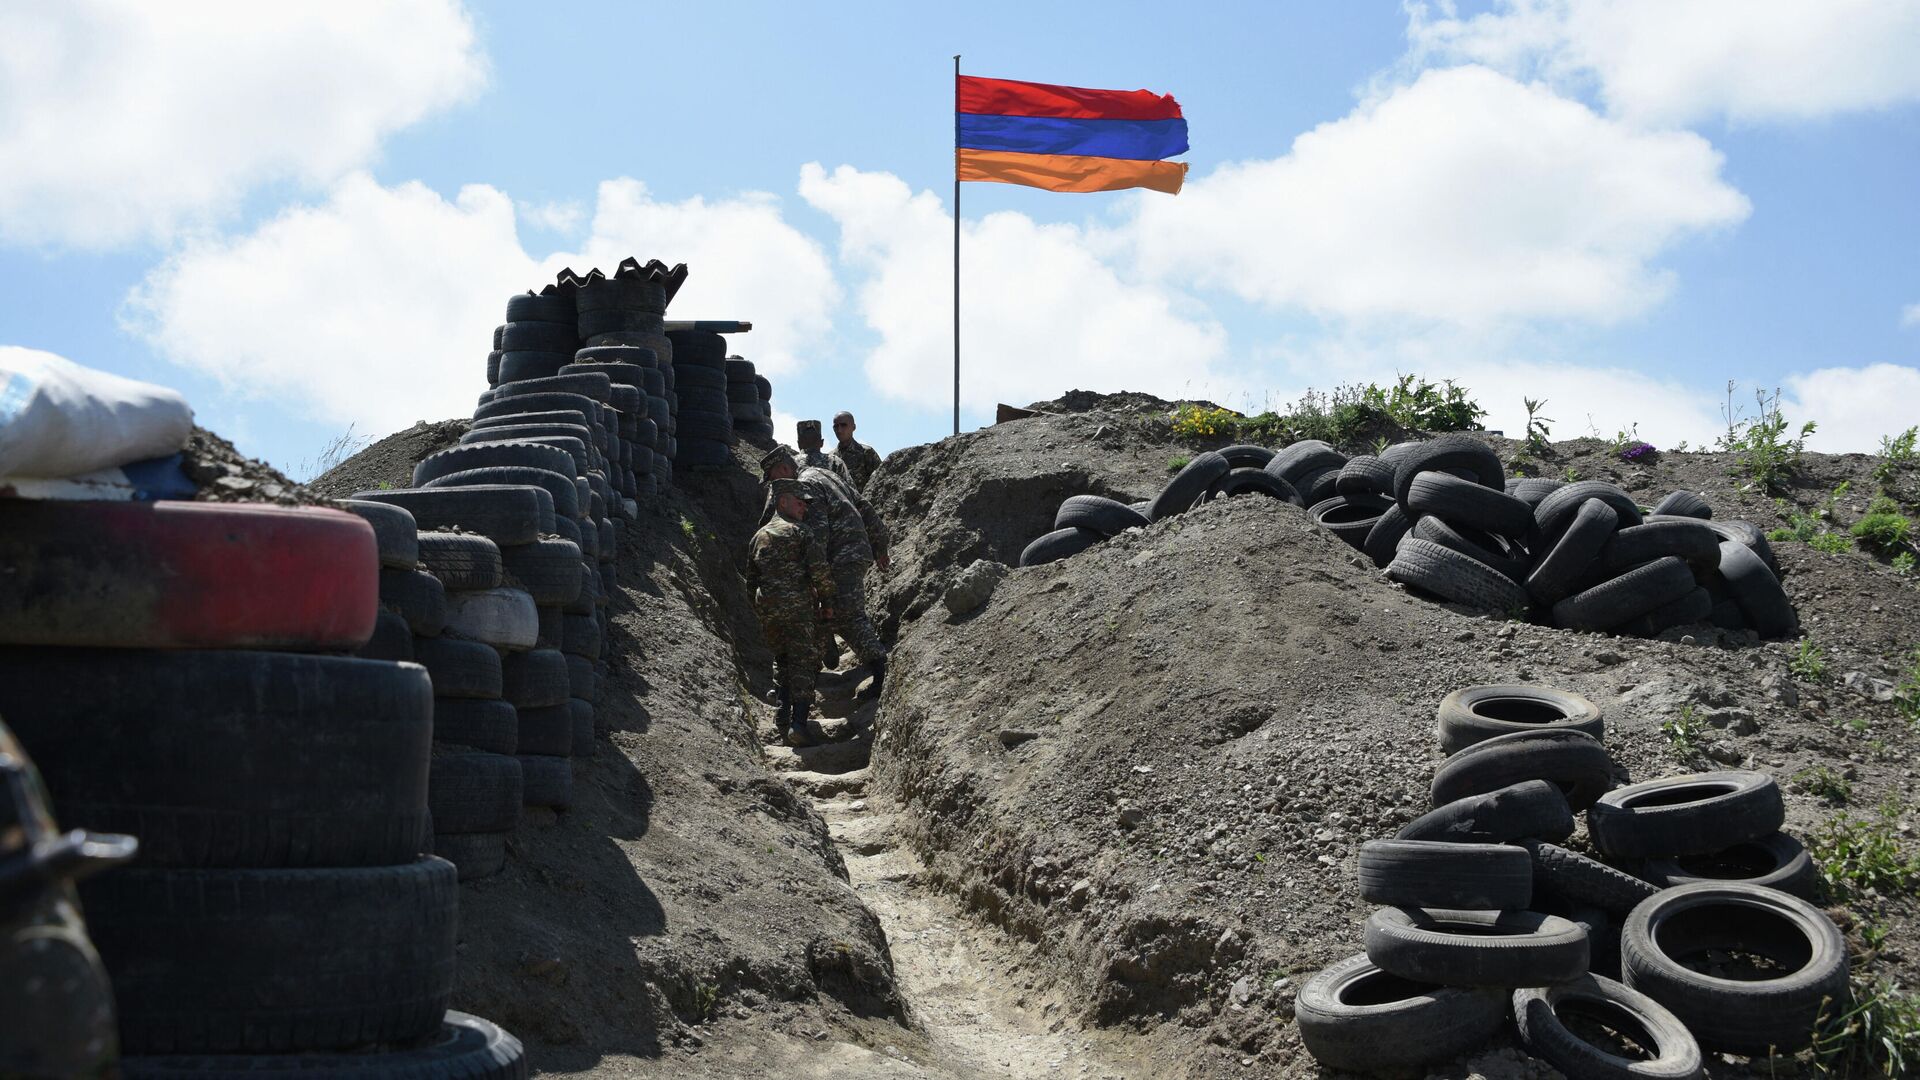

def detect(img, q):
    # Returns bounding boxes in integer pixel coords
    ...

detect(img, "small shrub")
[1812,532,1854,554]
[1170,376,1486,449]
[1522,397,1552,456]
[1619,440,1657,464]
[1894,551,1916,576]
[1169,404,1238,439]
[1852,496,1913,555]
[1809,976,1920,1078]
[1661,704,1706,762]
[1873,425,1918,489]
[1810,798,1920,903]
[1719,383,1815,492]
[1792,637,1830,682]
[1795,765,1852,805]
[1167,454,1191,473]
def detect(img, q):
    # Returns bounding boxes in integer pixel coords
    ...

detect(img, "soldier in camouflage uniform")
[832,411,883,491]
[758,446,892,689]
[795,419,854,486]
[747,477,834,745]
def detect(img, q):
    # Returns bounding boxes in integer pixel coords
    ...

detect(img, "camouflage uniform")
[798,466,889,666]
[747,487,833,710]
[833,438,883,490]
[800,446,854,486]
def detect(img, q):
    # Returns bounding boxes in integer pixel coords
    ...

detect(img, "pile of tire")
[0,499,526,1075]
[1020,445,1303,566]
[1297,683,1844,1078]
[727,355,774,439]
[663,328,734,468]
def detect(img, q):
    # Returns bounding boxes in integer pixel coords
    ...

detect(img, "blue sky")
[3,1,1917,476]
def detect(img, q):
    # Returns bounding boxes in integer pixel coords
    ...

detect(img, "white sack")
[0,347,193,479]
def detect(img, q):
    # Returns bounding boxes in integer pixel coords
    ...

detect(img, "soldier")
[747,477,834,746]
[759,446,892,689]
[832,411,883,490]
[795,419,854,486]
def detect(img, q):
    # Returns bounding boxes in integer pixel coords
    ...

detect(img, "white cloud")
[1901,303,1920,328]
[125,173,839,436]
[0,1,485,248]
[1408,0,1920,127]
[1125,65,1749,326]
[1783,364,1920,452]
[518,201,585,234]
[798,163,1227,413]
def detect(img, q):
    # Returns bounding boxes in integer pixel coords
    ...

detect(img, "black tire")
[1397,780,1574,844]
[515,703,573,756]
[495,351,574,384]
[0,649,430,869]
[1514,974,1703,1080]
[1297,466,1342,507]
[428,750,522,833]
[1055,495,1150,537]
[1436,684,1603,755]
[1651,490,1712,519]
[1361,503,1413,568]
[1217,444,1275,468]
[518,755,573,809]
[562,612,602,659]
[505,291,574,324]
[1267,440,1346,486]
[352,486,553,546]
[572,345,656,369]
[1518,840,1659,917]
[1430,728,1614,811]
[1309,494,1390,550]
[415,532,502,591]
[457,424,592,463]
[338,499,419,569]
[122,1010,526,1079]
[380,568,447,637]
[1620,883,1847,1055]
[1206,467,1301,504]
[563,563,597,615]
[1507,477,1563,508]
[501,648,570,709]
[1019,526,1104,567]
[536,604,563,649]
[1587,770,1784,859]
[1406,470,1534,539]
[493,372,613,404]
[565,652,597,701]
[499,538,584,605]
[1390,434,1503,507]
[1410,515,1530,582]
[570,699,594,757]
[415,441,576,490]
[1717,540,1796,638]
[673,365,727,391]
[1526,498,1619,605]
[430,831,510,885]
[1603,520,1720,572]
[1357,840,1532,909]
[1641,833,1815,899]
[665,329,725,367]
[412,637,502,699]
[469,409,590,434]
[497,321,577,353]
[1335,455,1396,497]
[1387,538,1531,615]
[81,860,457,1054]
[560,359,650,389]
[1648,516,1779,575]
[1364,907,1587,988]
[425,466,579,521]
[443,587,539,651]
[1709,597,1748,631]
[430,697,517,756]
[1294,953,1507,1074]
[472,391,601,428]
[1150,452,1230,521]
[1535,481,1643,544]
[354,611,413,661]
[577,309,664,340]
[1552,557,1695,633]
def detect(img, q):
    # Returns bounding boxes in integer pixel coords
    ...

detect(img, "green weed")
[1167,454,1191,473]
[1873,426,1918,490]
[1893,551,1916,576]
[1795,765,1852,805]
[1719,383,1815,492]
[1561,465,1580,482]
[1852,496,1913,555]
[1792,637,1831,682]
[1811,532,1854,554]
[1810,798,1920,903]
[1661,704,1707,762]
[1522,396,1553,456]
[1808,976,1920,1077]
[679,515,696,539]
[1170,376,1484,450]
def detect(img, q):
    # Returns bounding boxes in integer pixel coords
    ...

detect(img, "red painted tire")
[0,501,377,650]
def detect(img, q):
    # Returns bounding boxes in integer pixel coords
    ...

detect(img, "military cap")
[796,419,822,438]
[768,477,805,499]
[759,445,798,477]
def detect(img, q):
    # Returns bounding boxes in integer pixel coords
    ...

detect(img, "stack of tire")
[560,346,656,504]
[1296,683,1844,1078]
[727,356,773,439]
[1020,446,1304,566]
[574,259,679,487]
[665,328,733,468]
[0,499,525,1074]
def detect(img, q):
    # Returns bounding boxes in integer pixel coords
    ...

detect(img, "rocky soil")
[864,395,1920,1077]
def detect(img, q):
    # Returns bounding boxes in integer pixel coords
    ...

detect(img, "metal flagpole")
[953,54,961,437]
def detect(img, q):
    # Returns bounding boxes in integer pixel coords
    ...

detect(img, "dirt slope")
[866,407,1920,1077]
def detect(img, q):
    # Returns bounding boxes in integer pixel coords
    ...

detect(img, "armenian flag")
[956,74,1188,195]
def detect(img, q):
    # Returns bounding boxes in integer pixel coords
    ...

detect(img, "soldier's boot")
[785,701,817,748]
[771,689,791,741]
[868,654,887,692]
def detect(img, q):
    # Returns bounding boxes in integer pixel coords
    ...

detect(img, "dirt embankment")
[865,404,1920,1077]
[316,432,909,1073]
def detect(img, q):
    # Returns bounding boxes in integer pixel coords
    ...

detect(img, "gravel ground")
[864,399,1920,1078]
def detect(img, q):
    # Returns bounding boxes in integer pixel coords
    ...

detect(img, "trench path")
[763,668,1142,1080]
